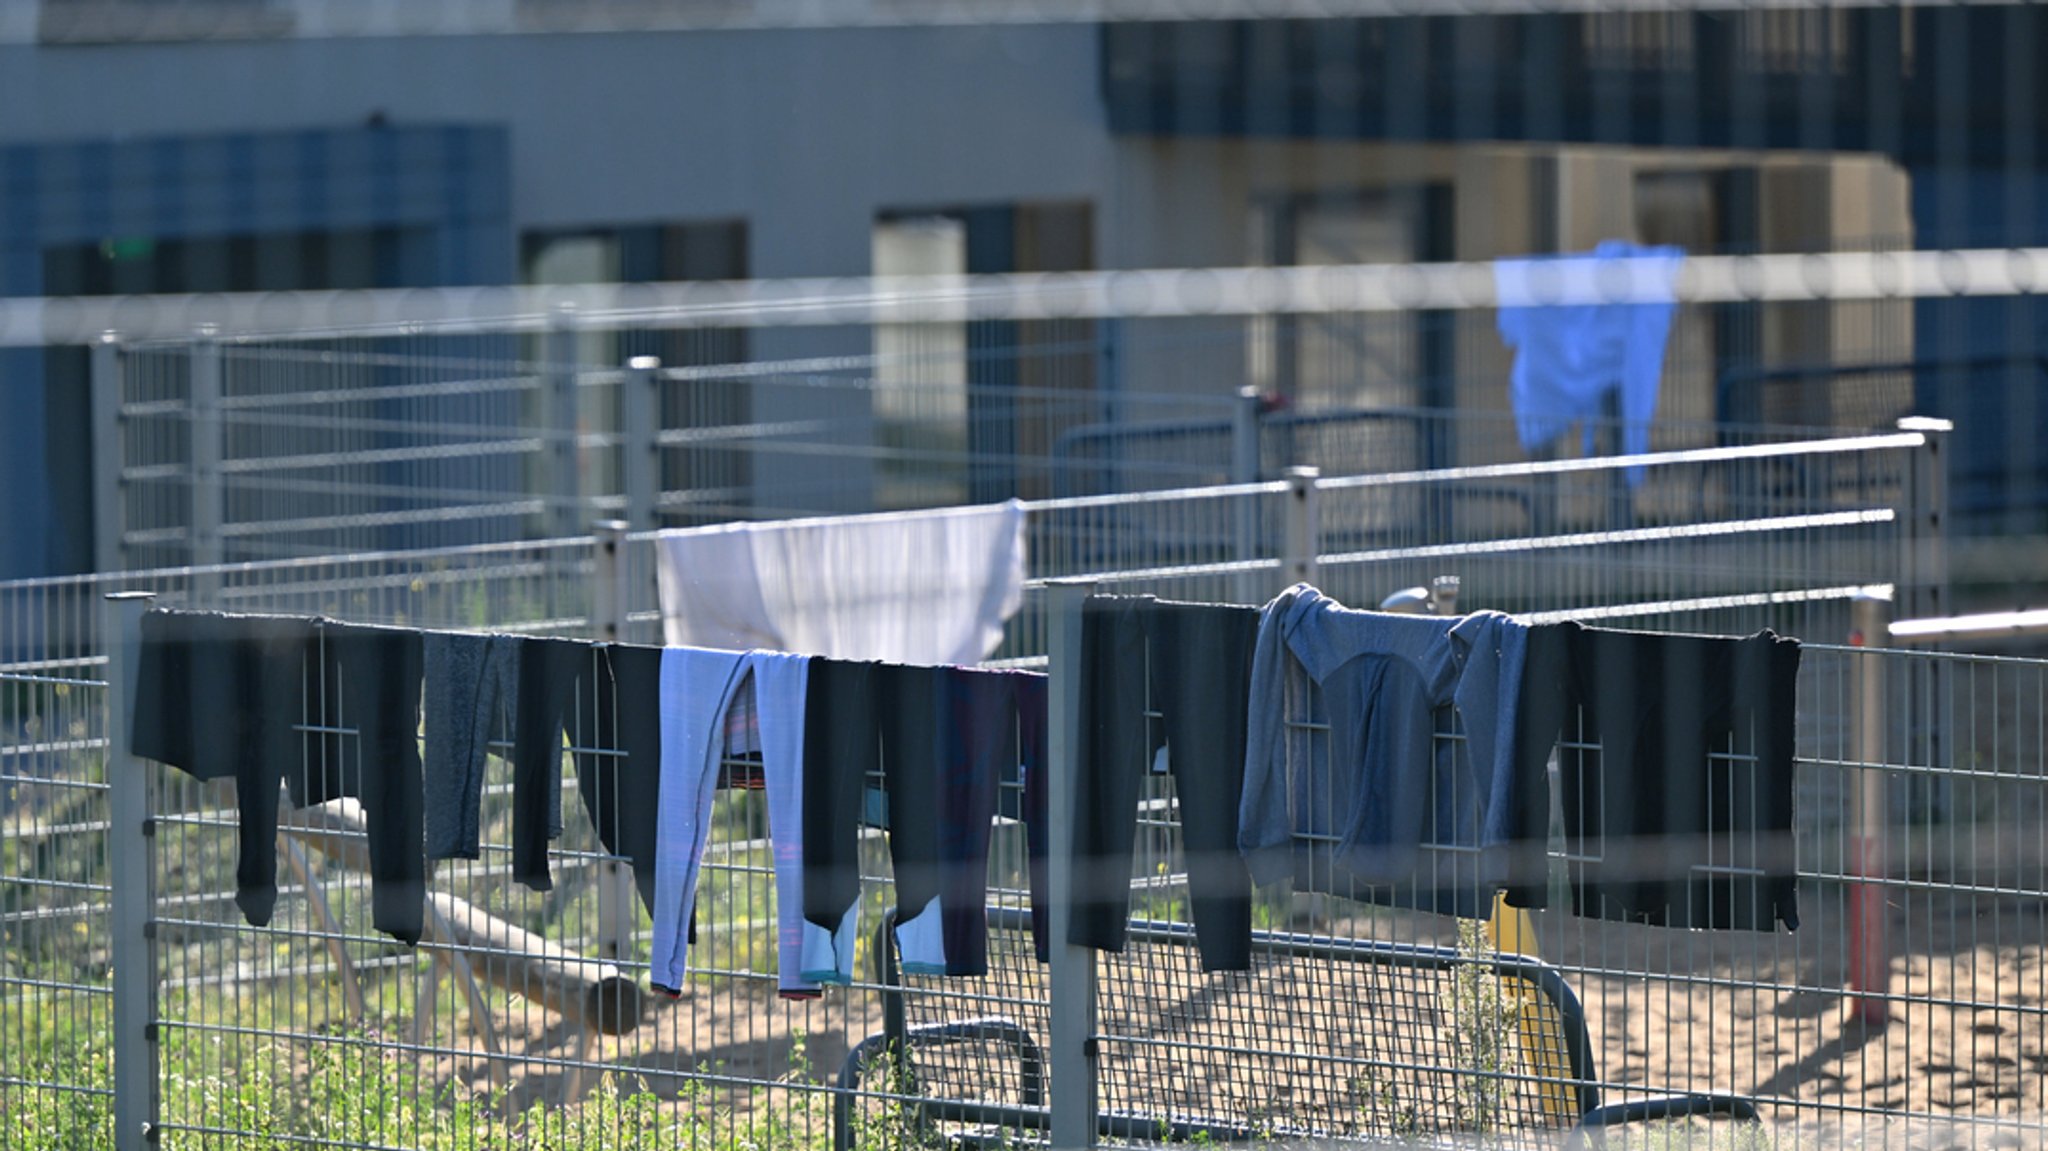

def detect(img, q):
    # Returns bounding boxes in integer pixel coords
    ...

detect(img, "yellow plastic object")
[1485,889,1538,955]
[1486,891,1577,1124]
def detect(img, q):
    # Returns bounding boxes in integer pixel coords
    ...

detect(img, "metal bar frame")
[105,591,158,1151]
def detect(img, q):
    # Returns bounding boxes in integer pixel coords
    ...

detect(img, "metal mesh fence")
[116,338,546,570]
[132,638,859,1150]
[95,303,1902,572]
[123,616,1051,1151]
[1313,432,1918,644]
[28,609,2048,1148]
[0,667,114,1149]
[858,604,2048,1150]
[10,602,2032,1149]
[38,421,1927,672]
[0,426,1953,1150]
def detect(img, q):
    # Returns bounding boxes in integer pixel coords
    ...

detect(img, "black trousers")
[1072,597,1257,972]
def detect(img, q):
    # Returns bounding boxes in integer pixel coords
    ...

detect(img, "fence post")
[1897,416,1951,823]
[92,332,125,574]
[1232,387,1263,605]
[1047,579,1097,1150]
[591,520,637,961]
[1847,591,1893,1025]
[190,330,224,595]
[623,356,662,532]
[592,520,629,644]
[1282,466,1321,590]
[1898,416,1951,625]
[106,591,159,1151]
[545,308,582,542]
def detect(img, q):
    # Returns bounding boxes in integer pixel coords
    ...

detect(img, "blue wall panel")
[0,123,513,577]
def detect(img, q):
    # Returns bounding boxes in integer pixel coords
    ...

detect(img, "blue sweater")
[1494,240,1684,486]
[1239,585,1528,891]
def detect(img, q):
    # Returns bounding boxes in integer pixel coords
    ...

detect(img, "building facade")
[2,7,2042,579]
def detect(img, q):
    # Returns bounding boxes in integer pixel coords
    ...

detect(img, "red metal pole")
[1846,593,1891,1025]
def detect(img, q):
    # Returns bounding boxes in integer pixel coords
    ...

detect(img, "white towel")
[656,500,1027,665]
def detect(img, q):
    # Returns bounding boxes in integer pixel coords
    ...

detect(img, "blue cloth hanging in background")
[1494,241,1685,486]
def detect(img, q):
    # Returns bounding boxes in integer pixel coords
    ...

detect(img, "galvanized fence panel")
[13,414,1938,747]
[0,667,114,1149]
[98,307,1899,573]
[973,595,2048,1149]
[0,427,1944,1149]
[110,598,1042,1151]
[1312,430,1928,645]
[71,596,2048,1150]
[0,536,606,686]
[115,339,548,571]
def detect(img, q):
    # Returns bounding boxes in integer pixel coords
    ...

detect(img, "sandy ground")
[326,880,2048,1150]
[1548,893,2048,1149]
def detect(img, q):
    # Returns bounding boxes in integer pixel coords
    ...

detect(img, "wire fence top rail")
[4,422,1920,599]
[0,533,598,596]
[6,0,2017,45]
[1315,426,1936,491]
[0,418,1925,677]
[10,248,2048,345]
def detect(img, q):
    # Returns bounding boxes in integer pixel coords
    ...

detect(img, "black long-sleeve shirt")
[1503,623,1802,931]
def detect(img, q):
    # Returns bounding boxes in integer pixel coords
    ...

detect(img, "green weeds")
[0,996,868,1151]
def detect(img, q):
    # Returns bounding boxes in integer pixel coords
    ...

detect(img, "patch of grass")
[1,994,116,1151]
[1,992,876,1151]
[1447,920,1518,1135]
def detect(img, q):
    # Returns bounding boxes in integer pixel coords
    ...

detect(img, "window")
[870,203,1095,508]
[43,227,412,295]
[872,215,972,508]
[1740,8,1851,75]
[1249,189,1449,413]
[521,220,750,523]
[1581,12,1697,71]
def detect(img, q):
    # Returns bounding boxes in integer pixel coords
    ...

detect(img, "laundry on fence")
[127,607,1052,991]
[1502,620,1803,931]
[1237,583,1794,932]
[568,643,667,917]
[422,632,520,863]
[132,612,428,945]
[794,663,1040,974]
[650,646,811,998]
[126,577,1799,993]
[1240,583,1528,917]
[1073,595,1259,973]
[1061,582,1801,974]
[654,499,1027,665]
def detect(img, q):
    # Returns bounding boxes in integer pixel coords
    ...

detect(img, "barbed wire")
[6,0,2034,46]
[7,247,2041,347]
